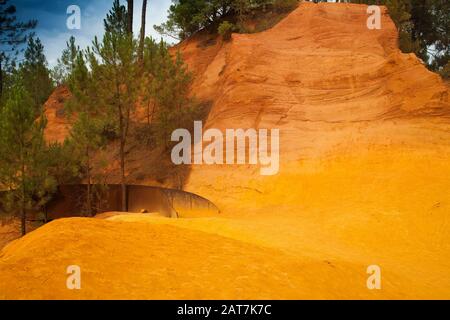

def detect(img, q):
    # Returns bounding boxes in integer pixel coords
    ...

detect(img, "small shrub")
[218,21,235,41]
[101,122,119,141]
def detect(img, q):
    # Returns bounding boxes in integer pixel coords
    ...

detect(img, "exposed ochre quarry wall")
[0,2,449,299]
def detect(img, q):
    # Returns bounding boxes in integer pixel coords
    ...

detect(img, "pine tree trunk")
[151,101,156,123]
[147,101,150,125]
[86,148,92,216]
[127,0,134,35]
[44,206,48,223]
[87,182,92,216]
[20,206,26,236]
[118,107,127,212]
[139,0,147,64]
[21,162,26,236]
[115,76,127,212]
[120,138,127,212]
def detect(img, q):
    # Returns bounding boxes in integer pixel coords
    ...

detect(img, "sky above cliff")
[13,0,172,67]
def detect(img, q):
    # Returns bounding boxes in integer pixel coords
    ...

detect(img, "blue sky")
[13,0,173,67]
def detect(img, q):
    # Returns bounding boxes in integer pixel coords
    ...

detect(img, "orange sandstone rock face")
[180,2,450,207]
[177,2,450,298]
[43,85,72,143]
[1,3,449,299]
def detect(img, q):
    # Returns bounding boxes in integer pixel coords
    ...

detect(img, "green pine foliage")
[218,21,235,40]
[154,0,298,40]
[0,80,56,235]
[104,0,128,35]
[141,38,202,148]
[0,0,37,100]
[51,36,80,85]
[19,37,55,113]
[65,51,108,216]
[349,0,449,77]
[54,2,201,213]
[90,30,138,211]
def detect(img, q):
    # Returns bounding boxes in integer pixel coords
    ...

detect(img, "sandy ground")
[1,3,449,299]
[0,148,449,299]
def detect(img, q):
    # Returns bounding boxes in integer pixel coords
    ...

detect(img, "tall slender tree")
[0,80,55,235]
[0,0,36,100]
[19,37,54,112]
[90,30,138,212]
[104,0,128,35]
[127,0,134,34]
[141,38,200,148]
[66,51,106,216]
[139,0,148,64]
[51,36,80,85]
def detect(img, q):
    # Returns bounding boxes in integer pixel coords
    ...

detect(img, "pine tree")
[141,38,200,148]
[51,36,80,85]
[160,52,198,148]
[410,0,449,76]
[104,0,128,35]
[348,0,448,77]
[69,114,106,216]
[138,0,148,64]
[141,37,159,126]
[19,37,54,113]
[90,29,138,212]
[66,51,106,216]
[127,0,134,34]
[0,0,37,99]
[46,141,80,186]
[0,80,56,235]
